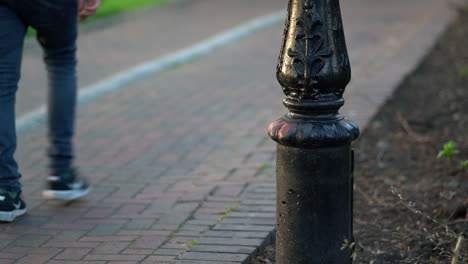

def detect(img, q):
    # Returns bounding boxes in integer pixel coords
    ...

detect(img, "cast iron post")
[268,0,359,263]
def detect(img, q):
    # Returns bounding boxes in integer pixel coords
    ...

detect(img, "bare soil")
[252,5,468,264]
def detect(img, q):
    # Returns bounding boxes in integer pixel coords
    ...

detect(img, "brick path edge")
[176,181,276,264]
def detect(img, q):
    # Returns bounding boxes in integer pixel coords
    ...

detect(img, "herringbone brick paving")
[2,0,463,263]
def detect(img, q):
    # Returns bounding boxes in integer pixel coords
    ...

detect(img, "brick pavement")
[3,0,465,263]
[17,0,286,117]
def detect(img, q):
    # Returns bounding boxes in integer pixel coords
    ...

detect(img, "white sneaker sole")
[42,188,91,201]
[0,208,27,222]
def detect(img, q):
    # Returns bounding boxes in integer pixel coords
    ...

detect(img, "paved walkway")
[2,0,464,263]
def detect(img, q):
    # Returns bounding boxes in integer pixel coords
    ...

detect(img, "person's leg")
[0,3,27,193]
[0,2,28,221]
[22,0,89,200]
[43,36,78,176]
[26,0,79,175]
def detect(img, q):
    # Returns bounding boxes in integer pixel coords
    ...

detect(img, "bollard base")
[276,144,354,264]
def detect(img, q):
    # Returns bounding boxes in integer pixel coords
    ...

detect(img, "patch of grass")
[460,160,468,169]
[459,67,468,76]
[438,140,459,160]
[226,205,238,212]
[259,163,271,171]
[208,187,217,196]
[217,203,240,221]
[186,240,199,247]
[341,238,358,261]
[438,140,468,170]
[225,168,238,179]
[90,0,174,21]
[215,205,237,215]
[27,0,174,36]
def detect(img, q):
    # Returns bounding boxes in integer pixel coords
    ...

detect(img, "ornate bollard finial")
[269,0,358,148]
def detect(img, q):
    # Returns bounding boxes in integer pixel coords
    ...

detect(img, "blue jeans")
[0,0,78,192]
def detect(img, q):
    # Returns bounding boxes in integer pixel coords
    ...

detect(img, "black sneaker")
[42,170,90,200]
[0,191,27,222]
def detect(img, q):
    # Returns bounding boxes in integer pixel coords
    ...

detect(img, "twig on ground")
[391,186,458,238]
[447,219,468,225]
[356,185,394,207]
[396,112,431,142]
[451,233,466,264]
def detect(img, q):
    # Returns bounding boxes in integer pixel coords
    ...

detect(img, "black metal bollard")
[268,0,359,263]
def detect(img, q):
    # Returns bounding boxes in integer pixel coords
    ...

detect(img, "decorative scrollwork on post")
[276,0,352,116]
[286,1,332,100]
